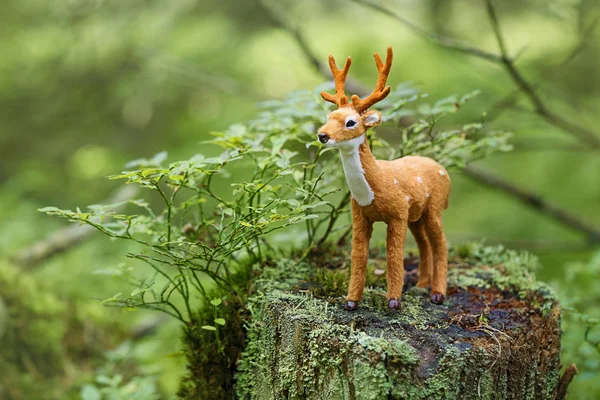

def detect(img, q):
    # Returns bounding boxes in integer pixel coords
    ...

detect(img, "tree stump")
[236,244,562,399]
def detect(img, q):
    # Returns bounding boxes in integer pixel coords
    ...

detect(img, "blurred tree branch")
[13,185,139,269]
[152,55,260,98]
[349,0,506,63]
[484,0,600,148]
[263,0,600,244]
[584,326,600,354]
[352,0,600,148]
[257,0,366,96]
[487,16,599,124]
[464,166,600,243]
[507,139,594,153]
[130,315,169,341]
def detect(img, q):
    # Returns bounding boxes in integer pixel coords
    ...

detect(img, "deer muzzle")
[318,132,330,143]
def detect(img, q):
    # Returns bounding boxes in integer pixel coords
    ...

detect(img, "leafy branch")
[41,76,509,325]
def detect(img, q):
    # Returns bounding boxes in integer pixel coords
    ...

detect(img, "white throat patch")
[337,135,374,206]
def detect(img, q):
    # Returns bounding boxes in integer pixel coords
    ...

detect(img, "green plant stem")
[316,191,351,247]
[214,305,224,355]
[154,178,173,245]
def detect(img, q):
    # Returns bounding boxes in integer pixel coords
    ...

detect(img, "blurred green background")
[1,0,599,398]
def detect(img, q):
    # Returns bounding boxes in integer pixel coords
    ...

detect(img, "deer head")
[317,47,393,150]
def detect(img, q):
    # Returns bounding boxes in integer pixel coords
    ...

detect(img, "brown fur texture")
[317,47,451,308]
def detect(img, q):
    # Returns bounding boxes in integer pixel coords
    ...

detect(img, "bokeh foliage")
[1,0,599,398]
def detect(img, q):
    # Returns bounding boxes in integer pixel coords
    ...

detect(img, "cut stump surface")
[236,244,562,400]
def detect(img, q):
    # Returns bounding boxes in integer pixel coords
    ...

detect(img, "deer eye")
[345,119,357,128]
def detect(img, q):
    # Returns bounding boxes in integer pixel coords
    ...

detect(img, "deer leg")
[409,219,433,288]
[345,210,373,310]
[386,218,407,309]
[423,212,448,304]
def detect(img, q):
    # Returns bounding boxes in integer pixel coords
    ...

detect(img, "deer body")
[317,47,451,310]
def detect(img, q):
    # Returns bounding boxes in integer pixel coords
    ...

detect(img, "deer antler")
[351,47,394,113]
[320,54,352,108]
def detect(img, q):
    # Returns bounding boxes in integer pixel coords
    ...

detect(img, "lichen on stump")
[236,244,561,399]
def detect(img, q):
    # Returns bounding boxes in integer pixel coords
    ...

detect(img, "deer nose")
[318,133,330,143]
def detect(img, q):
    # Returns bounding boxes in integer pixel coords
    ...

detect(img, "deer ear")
[363,110,382,127]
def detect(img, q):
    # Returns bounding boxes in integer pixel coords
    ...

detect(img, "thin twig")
[317,191,352,246]
[336,225,353,247]
[584,325,600,354]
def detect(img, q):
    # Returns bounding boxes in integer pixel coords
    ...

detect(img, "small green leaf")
[101,293,122,304]
[95,374,112,385]
[80,384,101,400]
[214,318,226,326]
[201,325,216,331]
[286,199,300,208]
[150,151,168,165]
[38,206,61,213]
[131,287,150,297]
[92,267,123,276]
[210,298,222,306]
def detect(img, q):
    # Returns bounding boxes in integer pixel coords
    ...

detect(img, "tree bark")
[236,245,564,399]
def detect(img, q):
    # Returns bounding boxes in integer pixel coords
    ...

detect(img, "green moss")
[236,288,422,400]
[177,264,253,400]
[391,346,466,400]
[235,244,561,399]
[448,242,554,295]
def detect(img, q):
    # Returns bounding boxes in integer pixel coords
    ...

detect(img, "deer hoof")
[344,300,359,311]
[388,299,401,310]
[431,292,445,304]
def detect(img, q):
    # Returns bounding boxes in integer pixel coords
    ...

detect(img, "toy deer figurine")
[317,47,451,310]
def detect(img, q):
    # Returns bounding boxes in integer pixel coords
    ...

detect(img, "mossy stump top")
[236,244,561,400]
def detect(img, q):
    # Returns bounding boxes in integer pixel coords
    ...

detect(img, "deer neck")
[338,134,379,206]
